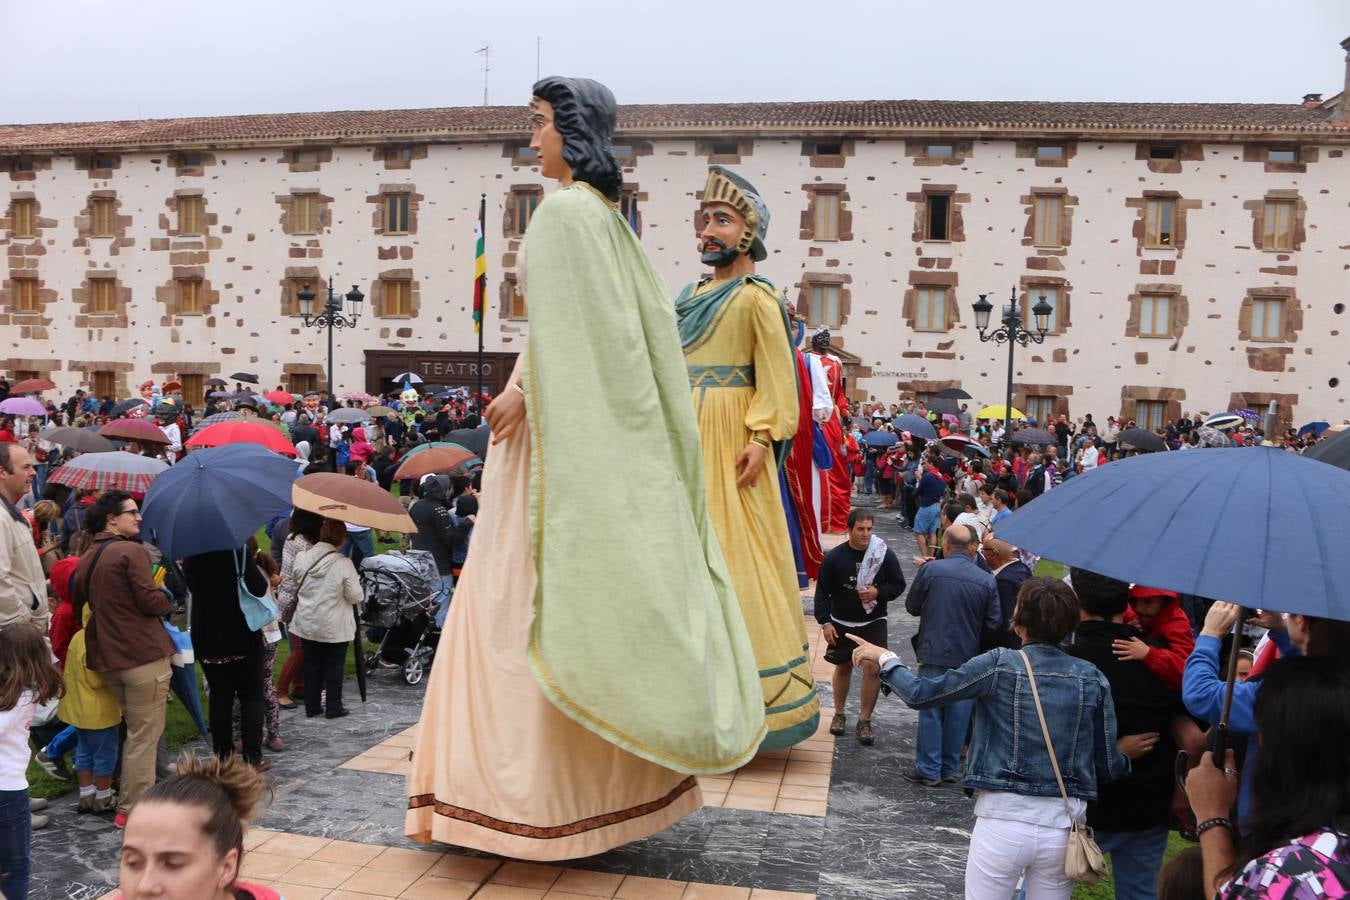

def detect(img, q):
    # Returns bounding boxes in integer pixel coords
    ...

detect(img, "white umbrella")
[391,372,424,384]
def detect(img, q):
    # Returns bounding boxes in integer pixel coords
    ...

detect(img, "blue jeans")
[43,724,77,759]
[433,574,453,629]
[915,663,973,780]
[863,458,876,494]
[74,725,121,777]
[0,788,31,900]
[1096,825,1170,900]
[344,529,376,571]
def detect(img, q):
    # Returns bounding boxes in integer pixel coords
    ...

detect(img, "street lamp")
[972,286,1053,445]
[298,277,364,406]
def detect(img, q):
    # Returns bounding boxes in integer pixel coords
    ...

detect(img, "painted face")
[697,202,745,268]
[528,98,569,182]
[119,803,237,900]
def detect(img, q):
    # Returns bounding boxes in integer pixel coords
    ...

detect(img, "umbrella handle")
[1212,605,1247,764]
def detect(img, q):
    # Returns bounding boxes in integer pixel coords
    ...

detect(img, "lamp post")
[971,287,1053,446]
[298,277,364,407]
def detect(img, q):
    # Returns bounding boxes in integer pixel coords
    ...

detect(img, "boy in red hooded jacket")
[1111,585,1194,689]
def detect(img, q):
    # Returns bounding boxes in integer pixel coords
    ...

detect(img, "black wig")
[531,76,623,203]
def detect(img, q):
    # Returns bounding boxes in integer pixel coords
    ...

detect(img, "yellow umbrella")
[977,405,1026,421]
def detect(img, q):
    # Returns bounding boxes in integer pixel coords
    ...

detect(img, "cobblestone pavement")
[35,494,976,899]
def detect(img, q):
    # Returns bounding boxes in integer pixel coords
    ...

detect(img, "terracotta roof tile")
[0,100,1344,152]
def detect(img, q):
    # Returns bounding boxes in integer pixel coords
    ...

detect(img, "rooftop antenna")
[476,42,491,106]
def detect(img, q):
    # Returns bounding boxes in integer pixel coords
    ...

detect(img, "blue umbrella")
[996,447,1350,618]
[163,623,208,736]
[893,414,937,441]
[861,430,899,449]
[141,444,297,560]
[1298,421,1330,437]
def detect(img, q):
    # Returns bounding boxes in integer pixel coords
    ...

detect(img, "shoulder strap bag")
[1017,649,1108,886]
[235,548,279,632]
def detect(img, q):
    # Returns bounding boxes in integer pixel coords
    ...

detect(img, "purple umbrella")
[0,397,47,417]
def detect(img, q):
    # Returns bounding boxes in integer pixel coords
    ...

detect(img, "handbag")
[1017,649,1108,885]
[235,548,278,632]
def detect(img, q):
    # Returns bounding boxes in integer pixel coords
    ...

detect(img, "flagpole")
[476,193,486,410]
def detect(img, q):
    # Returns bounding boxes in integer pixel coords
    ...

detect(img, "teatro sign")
[363,349,519,396]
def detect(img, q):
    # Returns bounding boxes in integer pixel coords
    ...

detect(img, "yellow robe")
[683,278,821,748]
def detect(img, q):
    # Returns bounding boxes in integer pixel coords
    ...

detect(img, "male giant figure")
[674,167,820,748]
[805,329,851,533]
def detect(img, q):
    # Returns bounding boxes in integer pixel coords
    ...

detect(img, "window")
[290,373,318,394]
[293,193,319,233]
[508,280,527,319]
[815,142,842,156]
[511,189,540,236]
[1139,294,1172,337]
[91,157,116,170]
[813,192,840,241]
[710,141,738,156]
[1251,297,1285,341]
[178,196,203,235]
[1035,144,1064,160]
[387,147,414,162]
[1024,287,1060,333]
[1144,199,1175,247]
[1033,195,1062,247]
[1136,400,1166,431]
[91,278,117,314]
[619,190,641,234]
[927,144,954,158]
[92,198,115,236]
[13,279,38,313]
[924,193,951,241]
[180,153,203,167]
[1026,395,1057,426]
[1266,148,1297,163]
[180,374,204,408]
[1262,199,1295,251]
[808,283,841,327]
[92,371,116,399]
[385,193,409,234]
[1149,144,1178,160]
[177,279,203,314]
[914,287,947,332]
[12,200,35,237]
[13,160,34,173]
[294,150,319,166]
[383,280,411,316]
[14,370,38,383]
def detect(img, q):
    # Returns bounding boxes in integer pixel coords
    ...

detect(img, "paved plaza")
[34,499,974,899]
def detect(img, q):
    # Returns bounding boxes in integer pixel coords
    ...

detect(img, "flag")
[472,195,486,333]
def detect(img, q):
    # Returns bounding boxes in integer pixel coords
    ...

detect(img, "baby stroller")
[359,550,440,685]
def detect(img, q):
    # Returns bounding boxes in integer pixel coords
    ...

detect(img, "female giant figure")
[404,77,765,860]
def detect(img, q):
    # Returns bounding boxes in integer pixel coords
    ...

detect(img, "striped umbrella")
[50,452,168,494]
[1204,413,1245,431]
[192,411,245,434]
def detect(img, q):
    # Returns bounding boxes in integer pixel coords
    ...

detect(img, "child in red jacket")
[1112,586,1195,689]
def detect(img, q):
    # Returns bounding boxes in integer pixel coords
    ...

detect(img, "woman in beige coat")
[287,519,362,719]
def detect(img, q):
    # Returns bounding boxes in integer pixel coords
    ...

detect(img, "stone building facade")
[3,50,1348,428]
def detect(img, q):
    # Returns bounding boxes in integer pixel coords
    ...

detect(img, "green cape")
[521,183,766,775]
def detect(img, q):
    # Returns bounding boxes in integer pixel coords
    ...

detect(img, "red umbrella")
[186,421,297,457]
[9,377,57,393]
[940,433,977,452]
[263,390,295,405]
[100,418,172,445]
[392,444,480,481]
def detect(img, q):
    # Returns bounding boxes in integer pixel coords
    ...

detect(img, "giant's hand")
[487,387,527,444]
[736,441,768,489]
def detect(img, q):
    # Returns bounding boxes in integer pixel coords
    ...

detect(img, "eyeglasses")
[116,508,141,518]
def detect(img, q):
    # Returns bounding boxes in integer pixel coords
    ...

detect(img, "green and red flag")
[472,195,486,333]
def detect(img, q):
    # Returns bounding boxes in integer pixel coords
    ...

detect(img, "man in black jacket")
[815,509,905,746]
[409,475,470,629]
[1064,566,1175,896]
[980,536,1031,649]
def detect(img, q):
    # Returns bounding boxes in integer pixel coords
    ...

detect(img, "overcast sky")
[4,0,1347,125]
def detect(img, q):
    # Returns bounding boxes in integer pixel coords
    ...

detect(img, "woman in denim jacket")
[850,576,1144,900]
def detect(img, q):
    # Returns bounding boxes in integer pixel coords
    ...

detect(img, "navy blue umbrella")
[861,430,899,449]
[894,414,937,441]
[996,447,1350,618]
[141,444,297,560]
[1298,421,1330,437]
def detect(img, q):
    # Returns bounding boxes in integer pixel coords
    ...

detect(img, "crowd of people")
[0,378,487,899]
